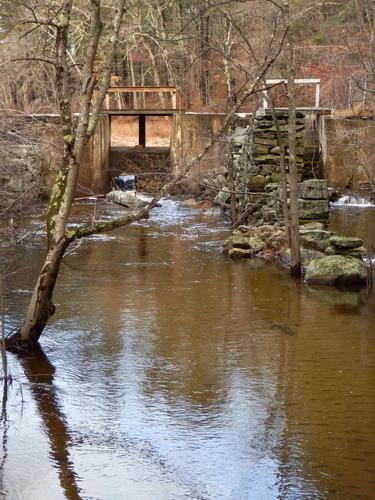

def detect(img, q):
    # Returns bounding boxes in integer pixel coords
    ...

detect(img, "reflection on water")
[2,200,375,499]
[19,346,82,500]
[330,205,375,249]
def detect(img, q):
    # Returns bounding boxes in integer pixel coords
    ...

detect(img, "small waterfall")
[331,194,374,208]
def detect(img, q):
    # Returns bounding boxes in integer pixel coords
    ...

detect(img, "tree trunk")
[286,5,301,276]
[199,10,210,107]
[8,239,69,347]
[7,0,126,350]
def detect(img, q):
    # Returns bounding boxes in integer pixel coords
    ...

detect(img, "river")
[1,199,375,499]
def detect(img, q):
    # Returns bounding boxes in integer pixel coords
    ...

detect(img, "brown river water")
[1,200,375,499]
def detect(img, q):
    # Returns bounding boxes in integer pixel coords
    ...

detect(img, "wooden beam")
[101,109,181,116]
[107,86,177,93]
[139,115,146,146]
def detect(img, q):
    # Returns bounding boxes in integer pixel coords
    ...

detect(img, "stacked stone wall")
[230,109,329,225]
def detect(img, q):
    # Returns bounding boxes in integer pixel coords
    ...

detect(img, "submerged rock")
[305,255,368,286]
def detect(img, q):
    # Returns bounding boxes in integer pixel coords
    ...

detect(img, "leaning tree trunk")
[9,239,69,347]
[6,0,127,350]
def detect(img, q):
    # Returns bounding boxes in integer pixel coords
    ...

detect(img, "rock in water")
[106,190,148,208]
[223,230,251,250]
[299,228,334,252]
[214,187,231,205]
[228,248,252,259]
[305,255,368,286]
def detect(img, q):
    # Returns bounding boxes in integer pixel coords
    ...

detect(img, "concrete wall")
[320,116,375,190]
[27,114,111,196]
[78,114,111,195]
[171,112,227,191]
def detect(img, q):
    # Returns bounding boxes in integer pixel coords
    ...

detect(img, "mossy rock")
[228,248,252,259]
[247,174,267,190]
[298,179,328,200]
[298,199,329,220]
[325,245,367,257]
[224,230,250,250]
[330,235,363,249]
[305,255,368,286]
[300,229,334,252]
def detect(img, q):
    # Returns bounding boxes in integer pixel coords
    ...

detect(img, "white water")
[331,194,374,207]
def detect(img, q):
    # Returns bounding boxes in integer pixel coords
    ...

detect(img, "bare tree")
[4,0,287,350]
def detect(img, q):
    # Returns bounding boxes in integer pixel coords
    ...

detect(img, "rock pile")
[228,109,329,225]
[231,109,304,216]
[224,222,369,287]
[223,224,287,259]
[325,235,366,257]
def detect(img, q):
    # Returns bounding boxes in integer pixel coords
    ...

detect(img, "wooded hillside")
[1,0,374,114]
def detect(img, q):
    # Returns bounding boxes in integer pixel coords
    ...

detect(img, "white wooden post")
[315,81,320,108]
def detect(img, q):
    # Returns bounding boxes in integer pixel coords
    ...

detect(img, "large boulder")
[305,255,368,286]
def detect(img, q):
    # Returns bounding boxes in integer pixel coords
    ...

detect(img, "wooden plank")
[102,109,182,116]
[107,86,177,93]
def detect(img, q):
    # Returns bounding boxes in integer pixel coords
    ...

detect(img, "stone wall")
[229,109,329,225]
[0,113,112,212]
[0,115,61,215]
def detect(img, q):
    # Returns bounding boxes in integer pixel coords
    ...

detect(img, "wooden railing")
[101,86,182,112]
